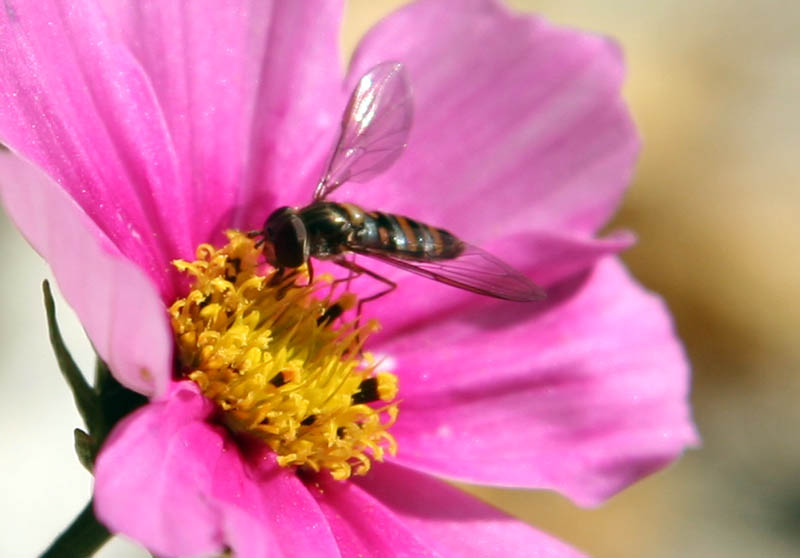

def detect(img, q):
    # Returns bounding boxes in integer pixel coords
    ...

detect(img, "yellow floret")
[169,231,398,480]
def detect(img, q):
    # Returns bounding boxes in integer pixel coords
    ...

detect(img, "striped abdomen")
[350,206,464,261]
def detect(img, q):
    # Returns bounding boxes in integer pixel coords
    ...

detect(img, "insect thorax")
[300,202,354,258]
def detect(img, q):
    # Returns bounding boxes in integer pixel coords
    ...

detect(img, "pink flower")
[0,0,697,556]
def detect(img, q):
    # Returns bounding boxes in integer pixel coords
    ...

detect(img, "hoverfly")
[256,61,545,309]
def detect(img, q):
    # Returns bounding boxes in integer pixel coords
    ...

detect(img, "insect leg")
[332,258,397,317]
[306,259,315,285]
[268,267,304,301]
[328,255,360,291]
[317,258,361,327]
[328,259,396,352]
[246,230,265,248]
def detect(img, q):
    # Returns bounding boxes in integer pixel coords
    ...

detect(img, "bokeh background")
[1,1,797,556]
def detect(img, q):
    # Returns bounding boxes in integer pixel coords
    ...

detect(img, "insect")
[256,61,545,310]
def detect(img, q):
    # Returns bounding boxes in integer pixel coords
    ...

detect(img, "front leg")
[332,258,397,318]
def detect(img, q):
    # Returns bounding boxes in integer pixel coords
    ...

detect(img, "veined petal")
[213,446,341,558]
[0,0,191,296]
[314,463,582,557]
[381,258,698,506]
[312,471,442,557]
[94,382,339,558]
[344,0,638,241]
[0,152,171,397]
[100,0,347,240]
[238,1,346,225]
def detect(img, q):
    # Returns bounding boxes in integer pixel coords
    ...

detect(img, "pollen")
[169,231,398,480]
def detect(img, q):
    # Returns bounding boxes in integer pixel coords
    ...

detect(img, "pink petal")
[359,464,584,558]
[341,0,638,242]
[313,463,582,557]
[0,152,171,397]
[211,446,341,558]
[94,383,224,557]
[0,1,191,297]
[101,0,347,240]
[369,229,634,344]
[237,1,347,227]
[94,382,339,558]
[379,257,698,506]
[311,472,442,557]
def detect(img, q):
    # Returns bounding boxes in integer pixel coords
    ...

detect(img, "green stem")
[93,357,112,394]
[42,280,100,428]
[39,499,111,558]
[93,357,148,442]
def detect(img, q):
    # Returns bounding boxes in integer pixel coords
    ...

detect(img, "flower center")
[169,231,399,480]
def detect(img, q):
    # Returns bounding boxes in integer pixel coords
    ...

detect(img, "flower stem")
[93,357,148,442]
[39,499,110,558]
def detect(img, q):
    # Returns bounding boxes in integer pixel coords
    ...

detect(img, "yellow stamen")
[169,231,398,480]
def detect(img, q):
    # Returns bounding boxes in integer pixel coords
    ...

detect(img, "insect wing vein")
[314,61,413,201]
[352,244,546,302]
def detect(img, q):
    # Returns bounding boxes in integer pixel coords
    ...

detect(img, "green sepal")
[73,429,95,473]
[42,281,148,467]
[91,357,148,447]
[42,280,101,429]
[41,280,149,558]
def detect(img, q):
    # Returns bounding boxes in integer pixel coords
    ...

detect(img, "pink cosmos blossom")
[0,0,698,556]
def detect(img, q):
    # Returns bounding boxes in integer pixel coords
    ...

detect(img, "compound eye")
[272,214,308,268]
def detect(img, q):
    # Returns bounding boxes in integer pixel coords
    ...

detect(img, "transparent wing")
[314,61,413,201]
[353,244,546,302]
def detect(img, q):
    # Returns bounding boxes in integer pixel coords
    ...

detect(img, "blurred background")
[1,1,797,556]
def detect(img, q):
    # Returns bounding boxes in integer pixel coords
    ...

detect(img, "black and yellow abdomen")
[299,201,463,261]
[354,209,463,261]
